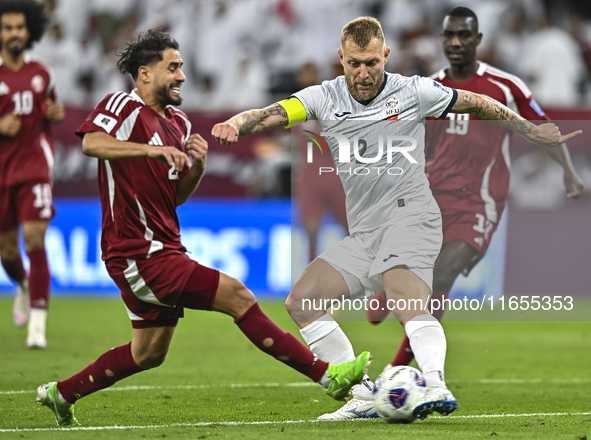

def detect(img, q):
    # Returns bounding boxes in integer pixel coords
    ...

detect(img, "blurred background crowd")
[32,0,591,110]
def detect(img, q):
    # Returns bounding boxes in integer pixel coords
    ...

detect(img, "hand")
[185,133,208,169]
[0,113,21,137]
[563,170,584,199]
[147,145,190,172]
[46,99,65,123]
[212,121,239,145]
[527,123,582,148]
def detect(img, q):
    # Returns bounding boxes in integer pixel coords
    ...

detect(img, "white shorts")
[318,210,442,300]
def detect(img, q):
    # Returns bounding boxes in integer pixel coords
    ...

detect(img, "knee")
[134,349,168,370]
[23,233,45,253]
[229,278,257,316]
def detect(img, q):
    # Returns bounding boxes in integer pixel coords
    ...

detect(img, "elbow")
[81,136,97,157]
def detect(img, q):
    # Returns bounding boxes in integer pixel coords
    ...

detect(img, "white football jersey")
[293,72,457,233]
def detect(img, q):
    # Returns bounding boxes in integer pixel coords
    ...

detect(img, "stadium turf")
[1,297,590,439]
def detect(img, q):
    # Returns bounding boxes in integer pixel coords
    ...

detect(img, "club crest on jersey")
[0,82,9,95]
[31,75,45,93]
[385,96,400,117]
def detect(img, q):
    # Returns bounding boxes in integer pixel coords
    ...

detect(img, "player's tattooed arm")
[212,104,288,146]
[451,90,582,148]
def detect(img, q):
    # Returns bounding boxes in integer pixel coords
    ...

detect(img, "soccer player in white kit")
[212,17,581,420]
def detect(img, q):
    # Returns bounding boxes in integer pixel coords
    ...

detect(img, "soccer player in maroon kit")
[0,0,64,348]
[36,29,370,427]
[368,7,584,367]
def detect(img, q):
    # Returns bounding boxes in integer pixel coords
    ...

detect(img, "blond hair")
[341,17,386,51]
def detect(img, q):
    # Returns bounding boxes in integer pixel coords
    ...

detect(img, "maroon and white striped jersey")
[0,55,56,187]
[76,90,192,261]
[426,62,550,223]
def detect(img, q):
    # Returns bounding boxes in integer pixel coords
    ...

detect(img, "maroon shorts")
[441,210,499,274]
[0,180,56,232]
[105,250,220,329]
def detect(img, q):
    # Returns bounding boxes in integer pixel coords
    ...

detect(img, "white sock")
[56,388,69,405]
[28,308,47,336]
[405,314,447,388]
[299,314,355,364]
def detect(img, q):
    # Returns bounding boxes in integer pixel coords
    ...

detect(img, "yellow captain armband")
[277,97,307,128]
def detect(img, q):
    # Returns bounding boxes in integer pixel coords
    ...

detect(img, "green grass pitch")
[1,297,590,439]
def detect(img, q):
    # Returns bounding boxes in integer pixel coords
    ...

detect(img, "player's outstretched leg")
[36,382,80,427]
[211,273,370,401]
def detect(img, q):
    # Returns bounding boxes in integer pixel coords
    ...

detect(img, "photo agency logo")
[302,129,419,176]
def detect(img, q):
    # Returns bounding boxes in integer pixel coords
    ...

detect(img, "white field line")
[1,412,591,433]
[2,378,591,396]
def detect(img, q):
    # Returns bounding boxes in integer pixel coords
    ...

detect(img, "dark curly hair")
[117,29,179,81]
[0,0,48,49]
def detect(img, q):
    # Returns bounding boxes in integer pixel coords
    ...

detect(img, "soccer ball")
[373,365,427,423]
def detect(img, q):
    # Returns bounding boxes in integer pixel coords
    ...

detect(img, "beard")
[345,70,384,101]
[155,81,182,106]
[4,38,26,56]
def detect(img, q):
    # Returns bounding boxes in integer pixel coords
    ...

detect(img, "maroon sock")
[27,248,50,310]
[391,335,414,366]
[1,254,26,283]
[390,290,449,367]
[57,342,144,404]
[235,303,328,382]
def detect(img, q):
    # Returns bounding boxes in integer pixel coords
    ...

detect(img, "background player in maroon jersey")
[368,7,584,367]
[35,29,370,427]
[0,0,64,348]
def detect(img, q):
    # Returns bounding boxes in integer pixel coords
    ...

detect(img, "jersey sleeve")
[416,76,458,120]
[75,92,141,139]
[292,85,327,123]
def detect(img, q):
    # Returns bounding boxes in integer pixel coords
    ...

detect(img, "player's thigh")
[211,272,256,318]
[382,266,433,324]
[288,258,354,324]
[131,326,176,369]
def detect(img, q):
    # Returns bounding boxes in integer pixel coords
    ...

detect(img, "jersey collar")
[130,89,146,104]
[353,72,388,106]
[0,53,31,66]
[438,61,487,79]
